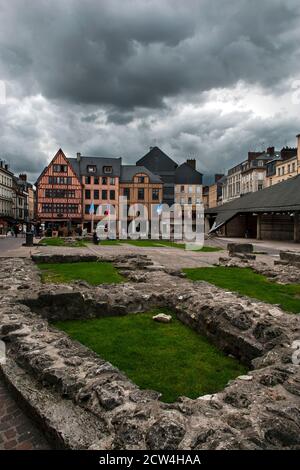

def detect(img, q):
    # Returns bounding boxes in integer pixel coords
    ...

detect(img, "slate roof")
[136,146,178,173]
[206,175,300,232]
[69,156,122,177]
[175,162,203,184]
[120,165,162,183]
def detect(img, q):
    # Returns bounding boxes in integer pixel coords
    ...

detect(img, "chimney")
[4,164,8,171]
[214,173,224,183]
[76,152,81,162]
[186,158,196,170]
[267,146,275,156]
[19,173,27,181]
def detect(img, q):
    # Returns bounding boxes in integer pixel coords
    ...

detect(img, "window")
[152,189,159,201]
[102,190,107,200]
[45,189,75,198]
[94,190,99,200]
[282,167,285,175]
[196,198,201,204]
[110,190,115,200]
[288,164,291,174]
[94,177,99,185]
[102,177,107,185]
[42,203,79,214]
[87,165,96,173]
[48,176,72,185]
[85,189,91,199]
[292,163,296,172]
[53,164,67,173]
[196,186,201,193]
[258,183,263,191]
[85,176,91,184]
[137,176,145,183]
[138,188,144,200]
[188,186,193,193]
[110,177,115,185]
[181,185,184,192]
[103,166,112,174]
[123,187,130,199]
[188,197,192,204]
[278,168,281,176]
[85,205,90,215]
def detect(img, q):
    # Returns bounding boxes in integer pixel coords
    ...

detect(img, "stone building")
[222,163,242,204]
[120,165,163,233]
[17,174,35,222]
[265,144,298,188]
[0,160,14,233]
[174,160,203,206]
[222,147,278,204]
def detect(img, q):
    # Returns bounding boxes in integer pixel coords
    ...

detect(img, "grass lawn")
[183,266,300,314]
[91,239,221,252]
[38,261,124,285]
[39,237,86,247]
[54,309,247,402]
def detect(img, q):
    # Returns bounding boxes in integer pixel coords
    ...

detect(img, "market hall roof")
[206,175,300,232]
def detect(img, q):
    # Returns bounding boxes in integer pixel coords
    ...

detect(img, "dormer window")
[137,176,145,183]
[103,166,112,174]
[87,165,96,173]
[53,164,67,173]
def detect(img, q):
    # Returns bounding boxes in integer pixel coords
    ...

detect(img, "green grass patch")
[38,261,124,285]
[54,309,247,402]
[183,266,300,314]
[39,237,86,247]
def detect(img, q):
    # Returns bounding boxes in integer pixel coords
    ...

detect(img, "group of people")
[7,223,43,238]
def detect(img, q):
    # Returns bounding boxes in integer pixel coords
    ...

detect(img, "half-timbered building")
[36,149,82,233]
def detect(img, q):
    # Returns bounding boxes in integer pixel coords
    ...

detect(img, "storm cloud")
[1,0,300,181]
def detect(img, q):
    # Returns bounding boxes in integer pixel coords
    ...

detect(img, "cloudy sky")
[1,0,300,182]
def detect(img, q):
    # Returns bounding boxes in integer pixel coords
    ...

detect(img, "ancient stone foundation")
[0,256,300,450]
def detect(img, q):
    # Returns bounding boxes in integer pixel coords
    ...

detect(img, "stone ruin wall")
[0,254,299,450]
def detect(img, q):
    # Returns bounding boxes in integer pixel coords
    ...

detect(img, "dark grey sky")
[1,0,300,181]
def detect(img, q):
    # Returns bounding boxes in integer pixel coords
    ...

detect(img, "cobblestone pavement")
[0,377,50,450]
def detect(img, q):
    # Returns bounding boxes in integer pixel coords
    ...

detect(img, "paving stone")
[0,378,50,450]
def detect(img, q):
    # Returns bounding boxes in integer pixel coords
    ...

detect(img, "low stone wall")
[0,257,300,450]
[279,251,300,269]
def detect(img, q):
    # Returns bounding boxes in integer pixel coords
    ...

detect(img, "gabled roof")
[69,156,122,177]
[175,162,203,184]
[136,146,178,173]
[206,175,300,232]
[35,148,81,186]
[120,165,162,183]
